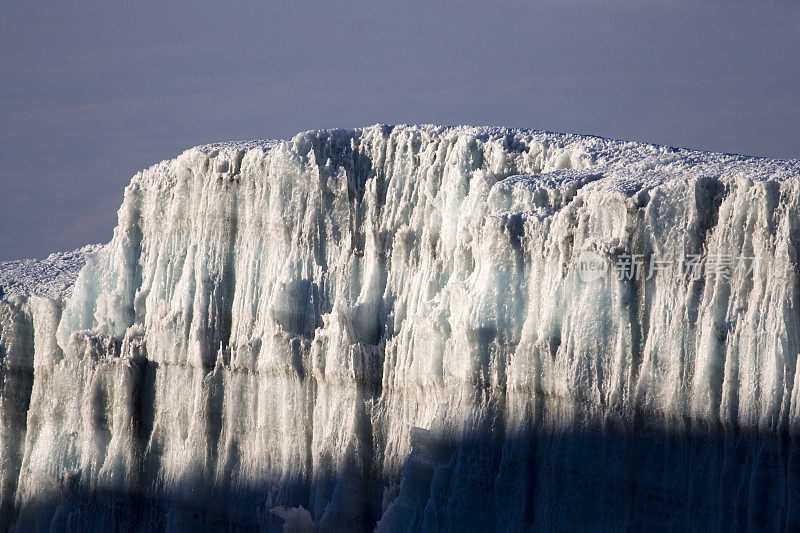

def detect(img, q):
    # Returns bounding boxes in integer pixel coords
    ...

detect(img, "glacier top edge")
[124,125,797,209]
[154,124,798,184]
[186,123,799,161]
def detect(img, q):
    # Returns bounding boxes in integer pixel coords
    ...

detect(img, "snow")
[2,124,800,530]
[0,244,102,300]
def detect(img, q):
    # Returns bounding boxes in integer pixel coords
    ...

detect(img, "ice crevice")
[2,125,800,530]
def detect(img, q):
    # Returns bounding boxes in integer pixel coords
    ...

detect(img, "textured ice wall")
[2,125,800,530]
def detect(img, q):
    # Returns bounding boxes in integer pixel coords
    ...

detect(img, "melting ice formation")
[2,125,800,531]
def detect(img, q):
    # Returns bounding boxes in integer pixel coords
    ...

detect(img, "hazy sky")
[1,1,799,259]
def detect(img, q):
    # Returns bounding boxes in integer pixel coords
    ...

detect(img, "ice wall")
[2,125,800,531]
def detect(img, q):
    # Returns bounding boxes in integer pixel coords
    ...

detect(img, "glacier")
[2,124,800,531]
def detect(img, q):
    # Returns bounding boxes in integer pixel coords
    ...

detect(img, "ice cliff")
[2,125,800,531]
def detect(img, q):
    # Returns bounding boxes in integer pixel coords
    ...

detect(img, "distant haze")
[1,0,798,259]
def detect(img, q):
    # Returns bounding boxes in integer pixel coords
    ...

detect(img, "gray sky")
[2,1,799,259]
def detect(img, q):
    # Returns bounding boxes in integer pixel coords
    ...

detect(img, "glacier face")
[2,125,800,531]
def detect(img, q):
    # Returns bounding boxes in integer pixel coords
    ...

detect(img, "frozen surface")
[2,125,800,531]
[0,244,102,300]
